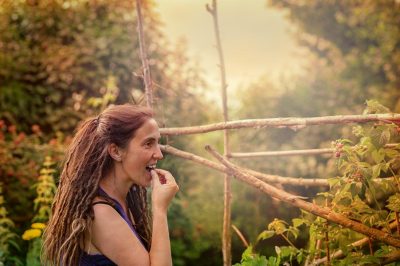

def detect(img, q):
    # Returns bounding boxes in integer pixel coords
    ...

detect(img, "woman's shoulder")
[91,196,120,219]
[89,198,149,264]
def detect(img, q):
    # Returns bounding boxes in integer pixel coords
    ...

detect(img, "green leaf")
[241,245,254,261]
[379,129,391,145]
[256,230,275,242]
[385,149,399,159]
[371,149,385,164]
[288,226,299,239]
[275,246,281,256]
[387,193,400,212]
[371,164,382,179]
[327,178,340,187]
[292,218,306,228]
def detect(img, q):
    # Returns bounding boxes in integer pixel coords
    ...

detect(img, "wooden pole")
[206,1,231,264]
[135,0,154,108]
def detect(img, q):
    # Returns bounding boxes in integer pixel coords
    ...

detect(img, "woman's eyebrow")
[142,136,160,143]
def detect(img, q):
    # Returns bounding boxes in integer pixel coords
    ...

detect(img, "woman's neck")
[100,168,133,208]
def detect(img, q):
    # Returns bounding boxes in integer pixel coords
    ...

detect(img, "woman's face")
[118,118,163,187]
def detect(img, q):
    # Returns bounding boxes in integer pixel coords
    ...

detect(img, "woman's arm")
[149,209,172,266]
[149,169,179,266]
[90,169,178,266]
[91,204,150,265]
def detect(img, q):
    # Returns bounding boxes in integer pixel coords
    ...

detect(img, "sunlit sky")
[154,0,307,91]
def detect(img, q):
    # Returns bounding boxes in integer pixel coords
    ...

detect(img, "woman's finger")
[150,169,162,186]
[154,169,178,190]
[154,169,173,182]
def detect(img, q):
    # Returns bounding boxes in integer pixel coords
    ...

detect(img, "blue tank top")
[79,187,145,266]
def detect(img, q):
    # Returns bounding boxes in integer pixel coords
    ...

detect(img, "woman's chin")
[144,171,152,187]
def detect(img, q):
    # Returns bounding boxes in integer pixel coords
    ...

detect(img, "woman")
[42,104,179,266]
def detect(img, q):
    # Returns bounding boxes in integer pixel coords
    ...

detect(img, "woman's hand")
[150,169,179,214]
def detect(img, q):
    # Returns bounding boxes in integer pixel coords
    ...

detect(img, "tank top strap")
[96,187,145,247]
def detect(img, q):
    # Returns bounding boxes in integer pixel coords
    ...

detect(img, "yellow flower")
[31,223,46,229]
[22,229,42,240]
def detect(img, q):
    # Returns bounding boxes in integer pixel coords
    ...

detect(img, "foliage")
[1,0,399,265]
[160,130,224,265]
[0,183,23,266]
[233,246,268,266]
[31,156,57,223]
[0,0,209,134]
[0,120,64,228]
[268,0,400,112]
[235,102,400,265]
[0,120,63,263]
[234,218,308,266]
[21,156,56,266]
[231,2,400,262]
[0,0,218,264]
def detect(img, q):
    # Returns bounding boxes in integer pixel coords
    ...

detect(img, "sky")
[154,0,308,92]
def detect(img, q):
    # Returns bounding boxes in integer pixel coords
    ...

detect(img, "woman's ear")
[108,143,122,162]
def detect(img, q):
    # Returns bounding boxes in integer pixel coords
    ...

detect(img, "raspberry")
[159,174,167,185]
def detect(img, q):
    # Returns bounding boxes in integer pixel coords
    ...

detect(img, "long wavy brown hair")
[42,104,154,266]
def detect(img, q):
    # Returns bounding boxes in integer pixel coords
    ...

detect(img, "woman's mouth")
[145,164,156,172]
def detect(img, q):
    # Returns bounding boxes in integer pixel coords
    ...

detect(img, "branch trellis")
[134,0,400,265]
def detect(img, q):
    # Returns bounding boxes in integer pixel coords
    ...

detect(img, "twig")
[315,239,322,259]
[231,225,249,248]
[204,145,400,248]
[325,199,330,266]
[159,114,400,136]
[135,0,154,108]
[206,0,231,263]
[368,237,373,255]
[311,221,398,265]
[160,144,329,187]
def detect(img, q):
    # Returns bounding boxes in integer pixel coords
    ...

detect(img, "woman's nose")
[154,145,163,160]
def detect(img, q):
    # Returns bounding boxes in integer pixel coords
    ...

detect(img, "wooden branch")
[381,249,400,264]
[230,143,399,158]
[160,144,329,187]
[230,148,334,158]
[205,145,400,248]
[161,144,394,189]
[159,114,400,136]
[135,0,154,108]
[231,224,249,248]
